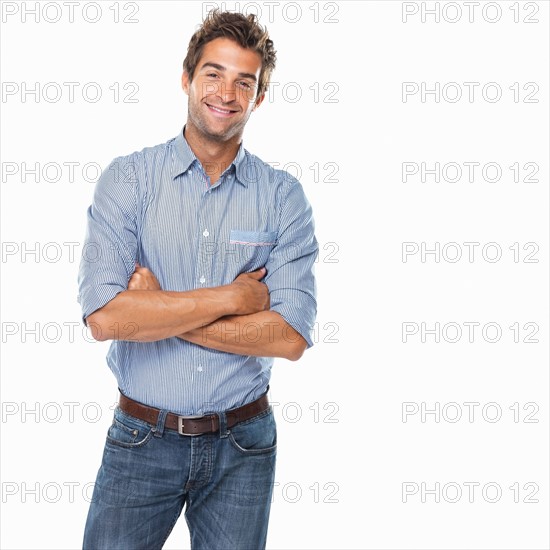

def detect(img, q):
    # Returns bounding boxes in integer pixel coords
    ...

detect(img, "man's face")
[182,37,264,142]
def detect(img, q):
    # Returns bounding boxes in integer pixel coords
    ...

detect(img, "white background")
[1,1,549,548]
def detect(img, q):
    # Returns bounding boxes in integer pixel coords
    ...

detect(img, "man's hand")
[128,263,161,291]
[228,267,270,315]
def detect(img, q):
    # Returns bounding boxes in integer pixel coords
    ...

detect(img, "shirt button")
[199,276,206,284]
[197,366,203,372]
[203,229,209,237]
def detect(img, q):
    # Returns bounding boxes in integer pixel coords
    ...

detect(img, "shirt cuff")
[77,283,126,326]
[269,289,317,349]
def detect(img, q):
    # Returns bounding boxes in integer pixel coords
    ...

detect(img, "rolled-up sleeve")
[77,156,138,325]
[265,175,318,348]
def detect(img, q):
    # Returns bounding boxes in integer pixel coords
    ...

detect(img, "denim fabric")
[83,404,277,549]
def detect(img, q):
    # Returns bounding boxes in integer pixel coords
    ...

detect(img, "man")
[78,9,317,549]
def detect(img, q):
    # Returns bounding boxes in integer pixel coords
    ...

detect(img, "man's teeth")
[209,105,232,114]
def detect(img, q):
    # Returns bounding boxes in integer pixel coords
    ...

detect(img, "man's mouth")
[206,103,238,117]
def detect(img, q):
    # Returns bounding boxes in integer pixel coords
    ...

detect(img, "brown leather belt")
[118,389,270,436]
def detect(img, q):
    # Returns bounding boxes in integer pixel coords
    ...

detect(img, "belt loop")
[154,409,168,438]
[217,410,228,439]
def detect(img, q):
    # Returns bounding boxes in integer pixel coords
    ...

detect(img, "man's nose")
[219,82,236,103]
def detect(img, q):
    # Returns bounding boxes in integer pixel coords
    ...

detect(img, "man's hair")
[183,10,276,100]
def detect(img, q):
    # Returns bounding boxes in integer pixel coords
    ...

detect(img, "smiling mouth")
[206,103,238,116]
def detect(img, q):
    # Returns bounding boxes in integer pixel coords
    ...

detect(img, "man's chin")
[200,123,241,142]
[189,111,246,143]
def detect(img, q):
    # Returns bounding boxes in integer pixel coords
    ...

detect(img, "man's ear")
[252,92,265,111]
[181,71,190,95]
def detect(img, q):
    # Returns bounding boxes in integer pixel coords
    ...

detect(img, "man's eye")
[238,81,251,89]
[206,73,218,78]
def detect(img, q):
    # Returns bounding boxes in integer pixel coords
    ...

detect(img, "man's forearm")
[86,288,238,342]
[176,310,307,361]
[85,266,269,343]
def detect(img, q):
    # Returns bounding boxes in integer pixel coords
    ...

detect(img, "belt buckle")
[178,415,203,436]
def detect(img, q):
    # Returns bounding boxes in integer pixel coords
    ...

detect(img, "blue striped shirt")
[77,128,317,415]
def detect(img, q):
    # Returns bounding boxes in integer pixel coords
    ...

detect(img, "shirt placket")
[192,168,218,382]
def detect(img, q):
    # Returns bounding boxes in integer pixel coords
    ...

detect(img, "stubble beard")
[187,97,252,144]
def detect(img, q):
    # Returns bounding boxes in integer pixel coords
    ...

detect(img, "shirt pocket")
[229,229,278,273]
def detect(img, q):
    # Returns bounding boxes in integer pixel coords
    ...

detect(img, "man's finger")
[246,267,266,279]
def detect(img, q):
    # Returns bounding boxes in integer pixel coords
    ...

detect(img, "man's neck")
[184,123,241,185]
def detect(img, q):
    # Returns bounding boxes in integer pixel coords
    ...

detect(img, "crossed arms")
[86,265,308,361]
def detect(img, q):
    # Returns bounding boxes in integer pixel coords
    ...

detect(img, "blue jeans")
[82,402,277,549]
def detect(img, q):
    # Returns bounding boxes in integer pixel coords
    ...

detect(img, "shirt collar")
[172,126,248,187]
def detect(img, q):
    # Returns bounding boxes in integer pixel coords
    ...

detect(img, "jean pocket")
[229,229,277,272]
[228,407,277,456]
[106,407,155,449]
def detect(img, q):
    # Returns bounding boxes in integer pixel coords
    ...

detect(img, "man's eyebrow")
[201,62,257,82]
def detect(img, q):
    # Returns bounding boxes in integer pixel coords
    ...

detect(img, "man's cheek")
[202,83,218,96]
